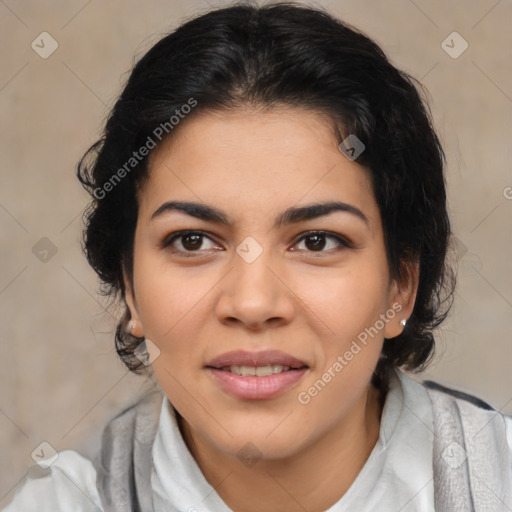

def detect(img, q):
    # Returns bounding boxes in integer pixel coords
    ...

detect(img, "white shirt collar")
[151,369,435,512]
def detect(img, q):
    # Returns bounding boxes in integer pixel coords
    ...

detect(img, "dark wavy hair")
[77,2,455,394]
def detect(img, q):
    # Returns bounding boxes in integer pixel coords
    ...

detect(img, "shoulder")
[396,371,512,463]
[423,378,512,430]
[97,389,163,467]
[423,379,496,411]
[2,391,164,512]
[422,376,512,508]
[2,450,102,512]
[422,377,512,445]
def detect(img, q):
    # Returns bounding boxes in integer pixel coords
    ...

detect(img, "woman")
[4,2,511,511]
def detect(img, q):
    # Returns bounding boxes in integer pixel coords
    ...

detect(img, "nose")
[214,248,296,331]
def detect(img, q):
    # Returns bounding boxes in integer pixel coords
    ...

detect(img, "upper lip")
[206,350,308,369]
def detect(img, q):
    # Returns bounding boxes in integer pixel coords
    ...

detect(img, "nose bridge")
[231,244,279,301]
[216,241,294,327]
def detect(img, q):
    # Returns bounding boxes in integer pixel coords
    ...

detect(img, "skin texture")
[124,107,418,511]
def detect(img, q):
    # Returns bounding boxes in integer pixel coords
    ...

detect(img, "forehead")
[149,106,342,169]
[140,107,378,225]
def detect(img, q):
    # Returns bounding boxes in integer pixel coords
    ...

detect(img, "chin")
[219,434,304,464]
[207,416,311,461]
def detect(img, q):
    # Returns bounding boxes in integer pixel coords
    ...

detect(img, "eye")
[160,230,351,257]
[291,231,351,253]
[160,230,222,256]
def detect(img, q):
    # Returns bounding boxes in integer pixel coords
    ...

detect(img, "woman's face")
[125,107,413,460]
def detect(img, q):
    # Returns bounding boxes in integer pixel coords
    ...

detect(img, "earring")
[400,319,407,328]
[127,319,136,334]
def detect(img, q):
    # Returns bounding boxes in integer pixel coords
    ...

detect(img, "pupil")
[305,234,325,251]
[183,234,202,250]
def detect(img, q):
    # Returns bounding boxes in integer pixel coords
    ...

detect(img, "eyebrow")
[151,200,369,228]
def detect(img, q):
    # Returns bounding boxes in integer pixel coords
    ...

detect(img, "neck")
[178,384,384,512]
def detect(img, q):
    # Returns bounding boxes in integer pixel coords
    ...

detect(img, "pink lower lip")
[207,368,308,400]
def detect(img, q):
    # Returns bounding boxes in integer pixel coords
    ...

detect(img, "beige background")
[1,0,511,504]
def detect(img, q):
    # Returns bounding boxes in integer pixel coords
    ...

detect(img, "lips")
[205,350,308,400]
[206,350,308,370]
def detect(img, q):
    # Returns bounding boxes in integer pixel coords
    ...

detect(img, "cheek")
[133,243,211,328]
[134,266,212,405]
[293,260,390,352]
[290,266,387,429]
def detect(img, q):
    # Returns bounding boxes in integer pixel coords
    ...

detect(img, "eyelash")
[159,230,352,257]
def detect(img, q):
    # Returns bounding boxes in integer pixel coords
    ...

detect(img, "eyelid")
[160,229,352,255]
[159,229,221,250]
[291,231,353,251]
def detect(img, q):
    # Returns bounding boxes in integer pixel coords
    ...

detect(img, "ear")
[384,259,420,339]
[123,268,144,338]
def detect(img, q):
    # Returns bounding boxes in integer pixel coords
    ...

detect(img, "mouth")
[213,364,305,377]
[205,350,309,400]
[206,349,309,374]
